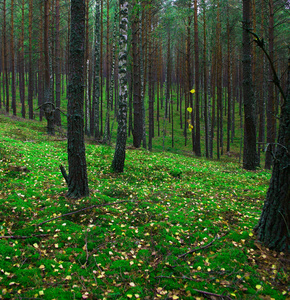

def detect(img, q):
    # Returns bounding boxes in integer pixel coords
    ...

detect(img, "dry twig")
[36,200,132,227]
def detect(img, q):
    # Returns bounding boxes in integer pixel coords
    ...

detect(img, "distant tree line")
[0,0,289,170]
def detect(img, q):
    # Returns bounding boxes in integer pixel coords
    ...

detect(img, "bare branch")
[36,200,133,227]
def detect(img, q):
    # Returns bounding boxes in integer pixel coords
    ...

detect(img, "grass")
[0,114,288,300]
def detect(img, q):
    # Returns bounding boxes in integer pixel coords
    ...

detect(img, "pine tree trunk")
[20,0,25,118]
[55,0,61,126]
[132,0,143,148]
[111,0,129,173]
[242,0,258,170]
[11,0,16,116]
[194,0,201,156]
[255,58,290,253]
[66,0,89,198]
[265,0,275,169]
[93,0,101,140]
[28,0,34,119]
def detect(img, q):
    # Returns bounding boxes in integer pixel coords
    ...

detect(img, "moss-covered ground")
[0,114,288,300]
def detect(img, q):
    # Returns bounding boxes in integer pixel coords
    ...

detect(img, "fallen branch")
[155,275,233,299]
[36,200,132,227]
[178,232,229,259]
[0,234,49,240]
[192,288,233,300]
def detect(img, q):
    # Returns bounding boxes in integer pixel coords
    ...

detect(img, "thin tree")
[111,0,129,173]
[132,0,143,148]
[63,0,89,198]
[10,0,16,116]
[93,0,101,140]
[19,0,25,118]
[28,0,34,119]
[242,0,258,170]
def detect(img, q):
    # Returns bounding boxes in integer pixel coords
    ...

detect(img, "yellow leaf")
[39,265,45,270]
[39,291,44,296]
[187,107,192,112]
[33,243,39,248]
[172,296,179,300]
[190,89,195,94]
[249,232,253,237]
[256,285,262,290]
[127,295,133,298]
[129,282,135,287]
[2,289,7,295]
[65,275,72,280]
[135,294,140,298]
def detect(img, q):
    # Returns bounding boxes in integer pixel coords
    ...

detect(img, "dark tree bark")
[255,58,290,253]
[194,0,201,156]
[242,0,258,170]
[3,0,9,114]
[93,0,101,140]
[66,0,89,198]
[55,0,61,126]
[10,0,16,116]
[265,0,276,169]
[132,0,143,148]
[19,0,25,118]
[111,0,129,173]
[28,0,34,119]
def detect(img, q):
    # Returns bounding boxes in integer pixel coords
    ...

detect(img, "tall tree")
[255,56,290,253]
[19,0,26,118]
[10,0,16,116]
[28,0,34,119]
[193,0,201,156]
[93,0,101,140]
[242,0,258,170]
[132,0,143,148]
[64,0,89,198]
[111,0,129,173]
[55,0,61,126]
[265,0,275,169]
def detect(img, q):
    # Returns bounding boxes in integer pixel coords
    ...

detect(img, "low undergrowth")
[0,115,289,300]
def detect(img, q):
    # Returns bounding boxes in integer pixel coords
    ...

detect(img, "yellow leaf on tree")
[190,89,195,94]
[187,107,192,113]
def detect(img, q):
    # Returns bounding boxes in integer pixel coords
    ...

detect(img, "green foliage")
[0,115,288,299]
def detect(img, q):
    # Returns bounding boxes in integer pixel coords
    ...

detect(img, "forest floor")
[0,114,289,300]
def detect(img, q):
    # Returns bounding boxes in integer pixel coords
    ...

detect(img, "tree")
[255,56,290,253]
[64,0,89,199]
[111,0,129,173]
[132,0,143,148]
[242,0,258,170]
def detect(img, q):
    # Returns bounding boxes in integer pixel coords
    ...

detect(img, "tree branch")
[178,232,229,259]
[248,30,286,104]
[0,234,49,240]
[36,200,132,227]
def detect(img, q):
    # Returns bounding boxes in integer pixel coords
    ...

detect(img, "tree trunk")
[66,0,89,199]
[93,0,101,140]
[255,58,290,253]
[11,0,16,116]
[265,0,275,169]
[132,0,143,148]
[242,0,258,170]
[55,0,61,126]
[28,0,34,119]
[20,0,25,118]
[111,0,129,173]
[194,0,201,156]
